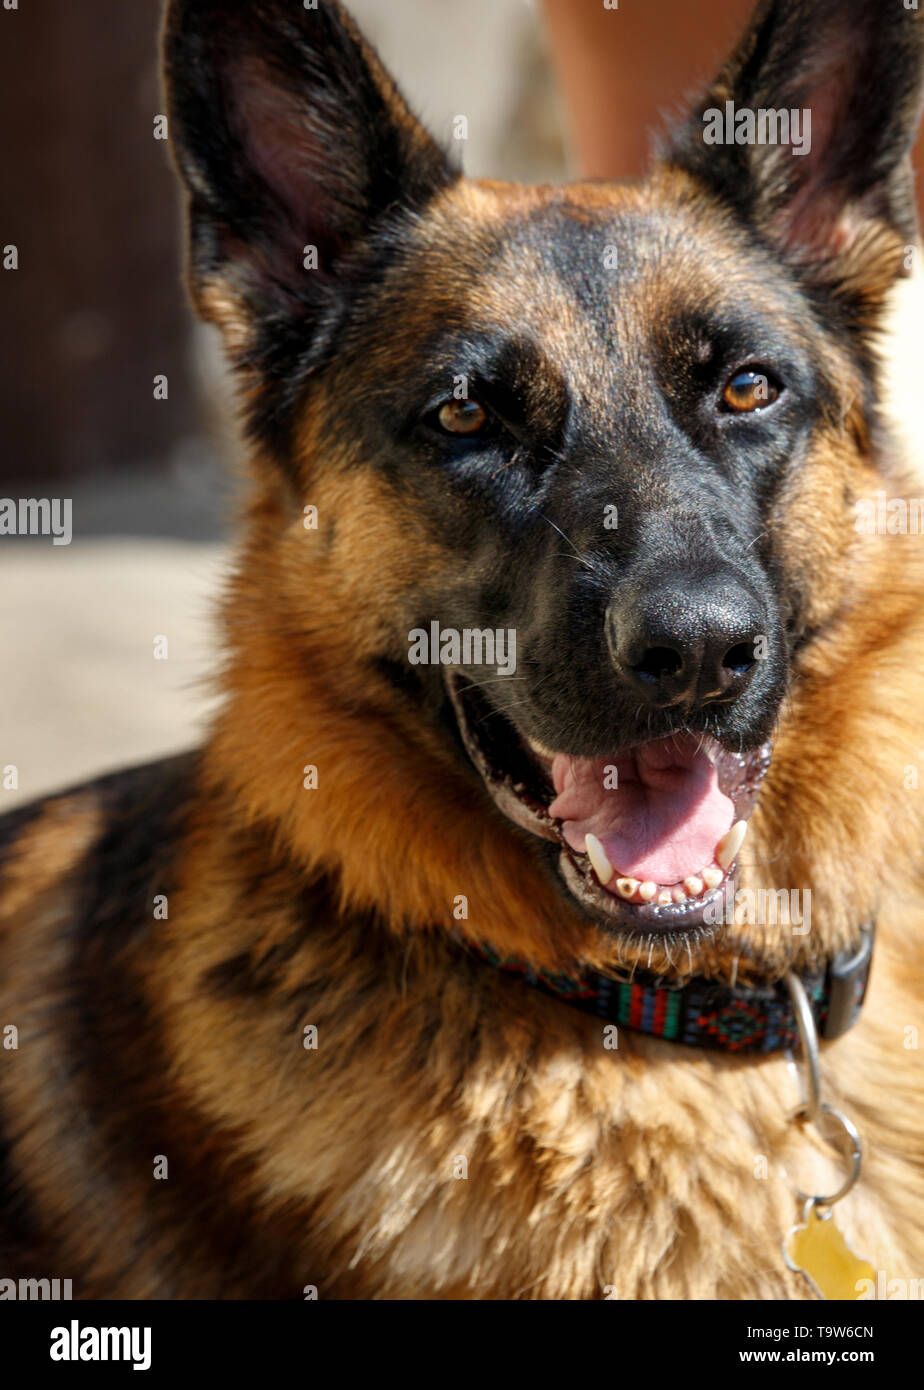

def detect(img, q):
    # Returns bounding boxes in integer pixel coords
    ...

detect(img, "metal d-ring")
[787,1103,863,1208]
[784,971,821,1124]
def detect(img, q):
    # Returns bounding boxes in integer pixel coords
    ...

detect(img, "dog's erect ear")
[665,0,924,324]
[163,0,455,353]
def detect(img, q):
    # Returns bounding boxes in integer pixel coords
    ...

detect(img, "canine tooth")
[672,886,687,903]
[683,875,704,898]
[638,881,657,902]
[585,833,614,886]
[657,890,673,905]
[716,820,748,870]
[615,877,640,900]
[701,866,723,890]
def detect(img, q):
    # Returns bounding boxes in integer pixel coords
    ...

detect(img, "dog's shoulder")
[0,752,199,930]
[0,752,204,1285]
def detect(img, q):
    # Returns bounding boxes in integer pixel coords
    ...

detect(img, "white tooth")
[585,833,614,886]
[702,866,723,890]
[657,889,673,905]
[683,876,704,898]
[638,881,657,902]
[716,820,748,870]
[615,877,640,900]
[672,886,687,903]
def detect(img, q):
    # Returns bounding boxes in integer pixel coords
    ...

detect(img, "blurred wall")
[0,0,198,487]
[349,0,567,184]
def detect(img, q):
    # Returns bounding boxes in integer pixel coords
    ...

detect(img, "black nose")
[607,574,766,709]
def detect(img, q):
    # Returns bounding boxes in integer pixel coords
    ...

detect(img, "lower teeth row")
[583,821,748,904]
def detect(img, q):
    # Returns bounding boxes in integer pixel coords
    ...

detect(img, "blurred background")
[2,0,922,807]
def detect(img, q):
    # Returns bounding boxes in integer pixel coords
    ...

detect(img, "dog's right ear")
[163,0,455,358]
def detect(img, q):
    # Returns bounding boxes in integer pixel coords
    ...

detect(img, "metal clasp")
[822,922,874,1041]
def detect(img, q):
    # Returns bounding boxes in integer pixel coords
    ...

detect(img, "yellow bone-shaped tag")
[784,1202,874,1300]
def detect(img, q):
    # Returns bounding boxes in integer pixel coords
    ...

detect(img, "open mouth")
[446,674,771,936]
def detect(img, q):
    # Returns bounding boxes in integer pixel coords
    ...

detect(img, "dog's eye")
[436,399,489,435]
[722,368,781,413]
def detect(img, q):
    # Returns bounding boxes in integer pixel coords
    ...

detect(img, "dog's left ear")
[664,0,924,327]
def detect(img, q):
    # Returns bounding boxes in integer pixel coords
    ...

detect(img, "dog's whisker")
[539,514,598,574]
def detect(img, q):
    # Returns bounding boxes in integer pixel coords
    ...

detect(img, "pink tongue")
[548,737,734,885]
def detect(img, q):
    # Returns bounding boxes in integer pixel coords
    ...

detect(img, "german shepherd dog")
[1,0,923,1301]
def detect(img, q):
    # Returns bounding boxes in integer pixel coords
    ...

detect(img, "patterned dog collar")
[455,924,874,1054]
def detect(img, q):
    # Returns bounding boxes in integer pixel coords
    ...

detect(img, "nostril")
[633,646,684,682]
[607,579,768,709]
[722,641,758,676]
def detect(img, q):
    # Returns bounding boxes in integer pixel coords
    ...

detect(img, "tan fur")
[2,94,923,1303]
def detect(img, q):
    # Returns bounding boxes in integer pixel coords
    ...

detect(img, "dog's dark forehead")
[362,175,818,399]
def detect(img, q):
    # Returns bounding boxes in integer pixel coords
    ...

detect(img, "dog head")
[165,0,924,979]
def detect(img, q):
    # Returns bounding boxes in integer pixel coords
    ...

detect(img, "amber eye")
[437,398,488,435]
[722,368,781,413]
